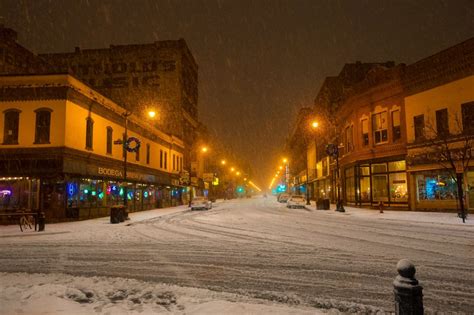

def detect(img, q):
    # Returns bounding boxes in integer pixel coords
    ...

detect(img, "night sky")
[1,0,473,187]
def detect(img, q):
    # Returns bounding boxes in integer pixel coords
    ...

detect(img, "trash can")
[37,212,46,231]
[110,205,125,224]
[316,198,330,210]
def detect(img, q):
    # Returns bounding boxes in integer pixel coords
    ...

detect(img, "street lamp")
[326,143,345,212]
[304,120,319,205]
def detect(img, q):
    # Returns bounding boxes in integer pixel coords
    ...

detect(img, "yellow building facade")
[0,74,185,221]
[405,75,474,211]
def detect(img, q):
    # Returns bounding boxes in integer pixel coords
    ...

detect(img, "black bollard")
[37,212,46,232]
[393,259,423,315]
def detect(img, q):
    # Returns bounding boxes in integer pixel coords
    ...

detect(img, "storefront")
[0,150,183,222]
[344,159,408,207]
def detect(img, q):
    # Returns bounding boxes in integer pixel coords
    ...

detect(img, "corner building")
[0,74,185,221]
[39,40,199,170]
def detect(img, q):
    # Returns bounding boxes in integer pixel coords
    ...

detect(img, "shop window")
[34,109,52,144]
[390,173,408,202]
[461,101,474,134]
[372,111,388,144]
[372,174,388,202]
[106,127,113,154]
[160,150,163,168]
[392,110,401,142]
[344,125,353,153]
[414,115,425,141]
[416,173,457,201]
[371,163,387,174]
[359,165,370,176]
[361,119,369,146]
[359,177,371,202]
[467,171,474,209]
[345,167,355,202]
[85,117,94,150]
[436,108,449,136]
[3,109,20,145]
[146,144,150,164]
[388,160,406,172]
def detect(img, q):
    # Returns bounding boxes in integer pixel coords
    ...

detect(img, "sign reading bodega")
[98,167,123,177]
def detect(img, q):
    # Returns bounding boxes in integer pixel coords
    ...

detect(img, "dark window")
[414,115,425,141]
[34,109,52,144]
[85,117,94,149]
[461,101,474,134]
[135,146,140,161]
[361,119,369,146]
[173,154,176,170]
[392,110,401,142]
[160,150,163,168]
[106,127,113,154]
[344,125,353,153]
[146,144,150,164]
[435,108,449,137]
[3,110,20,144]
[164,152,168,169]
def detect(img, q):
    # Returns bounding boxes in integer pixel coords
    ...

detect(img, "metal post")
[123,115,128,208]
[393,259,423,315]
[335,150,345,212]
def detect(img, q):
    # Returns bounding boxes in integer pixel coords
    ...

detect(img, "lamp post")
[304,120,319,205]
[326,143,345,212]
[114,110,155,209]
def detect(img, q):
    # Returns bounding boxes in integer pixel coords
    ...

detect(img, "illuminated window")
[372,111,388,144]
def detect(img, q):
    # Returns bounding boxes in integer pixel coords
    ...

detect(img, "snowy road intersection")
[0,197,473,314]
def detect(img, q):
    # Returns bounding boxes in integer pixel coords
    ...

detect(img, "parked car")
[287,195,306,209]
[190,196,212,210]
[278,193,290,203]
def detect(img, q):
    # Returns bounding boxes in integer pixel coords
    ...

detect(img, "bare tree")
[415,112,473,223]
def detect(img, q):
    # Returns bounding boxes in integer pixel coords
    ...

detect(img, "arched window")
[86,117,94,150]
[34,108,52,144]
[3,109,21,145]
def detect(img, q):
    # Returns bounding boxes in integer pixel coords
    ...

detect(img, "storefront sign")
[98,167,123,177]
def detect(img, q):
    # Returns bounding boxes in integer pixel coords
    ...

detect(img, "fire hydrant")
[379,201,384,213]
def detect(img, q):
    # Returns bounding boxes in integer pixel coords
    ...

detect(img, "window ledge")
[33,142,51,145]
[2,142,19,145]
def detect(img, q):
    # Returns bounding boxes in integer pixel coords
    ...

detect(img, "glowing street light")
[148,110,157,118]
[230,167,235,172]
[221,160,226,165]
[201,146,208,153]
[311,120,319,129]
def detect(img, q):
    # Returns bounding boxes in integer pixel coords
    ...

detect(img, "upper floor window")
[414,114,425,141]
[372,111,388,144]
[344,125,353,153]
[361,119,369,146]
[160,150,163,168]
[85,117,94,150]
[392,110,401,142]
[146,144,150,164]
[135,145,140,161]
[106,127,113,154]
[435,108,449,137]
[173,154,176,170]
[461,101,474,134]
[164,152,168,169]
[3,109,20,145]
[34,109,52,144]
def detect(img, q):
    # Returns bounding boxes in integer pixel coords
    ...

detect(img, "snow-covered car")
[286,195,306,208]
[190,196,212,210]
[277,193,290,203]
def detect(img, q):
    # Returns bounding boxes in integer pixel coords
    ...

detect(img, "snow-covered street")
[1,196,473,314]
